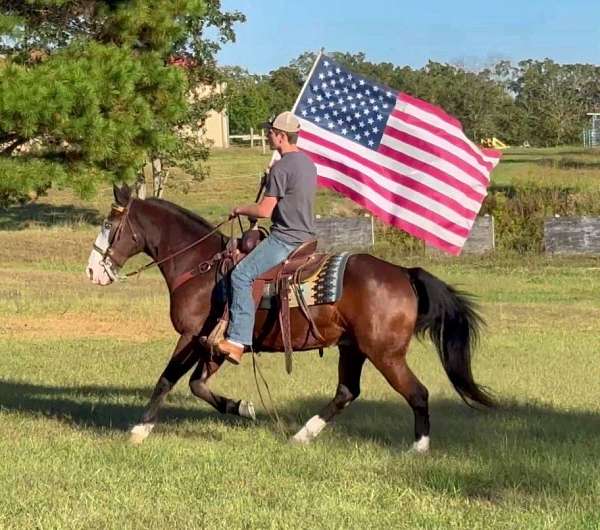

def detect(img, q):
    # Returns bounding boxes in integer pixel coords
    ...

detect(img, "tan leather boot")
[216,339,245,365]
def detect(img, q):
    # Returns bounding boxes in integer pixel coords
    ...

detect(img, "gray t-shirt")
[264,151,317,245]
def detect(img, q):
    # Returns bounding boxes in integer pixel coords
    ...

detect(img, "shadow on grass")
[0,203,102,230]
[0,379,232,432]
[290,396,600,500]
[1,378,599,448]
[1,379,599,499]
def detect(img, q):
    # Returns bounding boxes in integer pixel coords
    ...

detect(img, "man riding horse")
[86,116,493,449]
[216,111,318,365]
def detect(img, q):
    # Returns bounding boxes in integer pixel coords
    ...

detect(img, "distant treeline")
[223,52,600,147]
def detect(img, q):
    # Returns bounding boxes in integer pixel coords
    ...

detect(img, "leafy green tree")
[288,51,317,79]
[266,65,303,116]
[222,67,271,134]
[407,62,514,142]
[0,0,244,205]
[513,59,586,146]
[223,65,302,135]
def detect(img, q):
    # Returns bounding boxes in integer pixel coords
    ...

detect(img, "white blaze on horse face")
[86,222,113,286]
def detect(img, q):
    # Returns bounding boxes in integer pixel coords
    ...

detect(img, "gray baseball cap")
[262,111,301,133]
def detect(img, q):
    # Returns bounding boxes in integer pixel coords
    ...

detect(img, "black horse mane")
[145,197,216,233]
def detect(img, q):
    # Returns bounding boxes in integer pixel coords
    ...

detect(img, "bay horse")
[86,184,493,450]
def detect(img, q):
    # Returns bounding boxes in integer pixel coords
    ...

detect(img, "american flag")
[294,55,501,255]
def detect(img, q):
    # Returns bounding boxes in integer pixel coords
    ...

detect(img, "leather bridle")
[93,197,234,284]
[93,198,139,281]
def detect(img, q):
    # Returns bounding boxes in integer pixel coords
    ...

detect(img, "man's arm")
[231,195,278,219]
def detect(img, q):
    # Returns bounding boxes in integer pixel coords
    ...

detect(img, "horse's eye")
[104,222,112,230]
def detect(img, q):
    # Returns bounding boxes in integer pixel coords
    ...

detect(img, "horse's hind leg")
[369,354,430,453]
[189,356,256,421]
[292,344,366,444]
[130,334,199,444]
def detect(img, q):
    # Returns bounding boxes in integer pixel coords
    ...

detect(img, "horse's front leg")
[188,355,256,421]
[130,334,199,444]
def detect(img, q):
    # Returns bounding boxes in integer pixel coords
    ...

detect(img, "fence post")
[544,216,600,255]
[314,216,374,251]
[261,130,266,154]
[250,127,254,148]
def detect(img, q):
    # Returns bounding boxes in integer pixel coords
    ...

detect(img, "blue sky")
[216,0,600,73]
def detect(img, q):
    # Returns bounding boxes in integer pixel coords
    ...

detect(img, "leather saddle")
[210,229,329,373]
[236,229,328,288]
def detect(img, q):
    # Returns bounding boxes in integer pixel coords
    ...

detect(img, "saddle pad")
[258,252,352,309]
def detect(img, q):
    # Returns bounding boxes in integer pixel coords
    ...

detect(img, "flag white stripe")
[398,100,500,165]
[387,114,492,177]
[317,166,467,246]
[299,135,474,226]
[298,119,484,210]
[380,134,487,193]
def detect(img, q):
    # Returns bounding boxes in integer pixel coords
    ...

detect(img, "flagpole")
[268,48,324,167]
[291,47,325,113]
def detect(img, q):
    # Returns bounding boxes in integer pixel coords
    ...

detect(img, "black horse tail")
[406,267,495,408]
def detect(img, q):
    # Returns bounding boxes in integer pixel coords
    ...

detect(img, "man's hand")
[228,196,278,220]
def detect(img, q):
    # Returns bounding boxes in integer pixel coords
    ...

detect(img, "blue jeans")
[227,234,298,345]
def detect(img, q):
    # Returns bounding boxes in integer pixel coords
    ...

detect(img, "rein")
[251,350,289,439]
[103,198,235,282]
[122,217,234,280]
[101,196,300,435]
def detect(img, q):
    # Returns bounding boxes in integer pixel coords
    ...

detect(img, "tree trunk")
[136,163,153,200]
[152,158,167,198]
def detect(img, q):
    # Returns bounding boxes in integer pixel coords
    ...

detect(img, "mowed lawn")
[1,147,600,529]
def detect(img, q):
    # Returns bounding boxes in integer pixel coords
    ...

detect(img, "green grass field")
[1,147,600,529]
[493,146,600,190]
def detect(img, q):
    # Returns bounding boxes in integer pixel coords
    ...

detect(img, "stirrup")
[200,318,229,353]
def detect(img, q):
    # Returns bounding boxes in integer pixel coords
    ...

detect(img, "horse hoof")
[238,400,256,421]
[129,423,154,445]
[408,436,430,454]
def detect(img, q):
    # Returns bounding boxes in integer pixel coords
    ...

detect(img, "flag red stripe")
[383,124,489,186]
[377,142,487,202]
[309,151,471,237]
[318,175,462,255]
[299,129,484,208]
[300,134,476,219]
[391,109,496,172]
[397,92,463,129]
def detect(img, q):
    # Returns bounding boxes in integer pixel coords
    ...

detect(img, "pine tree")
[0,0,244,205]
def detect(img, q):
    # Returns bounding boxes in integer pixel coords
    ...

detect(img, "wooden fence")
[544,217,600,255]
[461,215,495,254]
[427,216,495,255]
[314,215,374,252]
[270,214,600,256]
[229,128,267,154]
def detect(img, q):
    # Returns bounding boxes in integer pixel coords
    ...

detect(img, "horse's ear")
[113,184,131,206]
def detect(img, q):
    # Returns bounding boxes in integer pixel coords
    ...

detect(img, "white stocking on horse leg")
[129,423,155,445]
[291,415,327,444]
[410,435,430,454]
[238,400,256,421]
